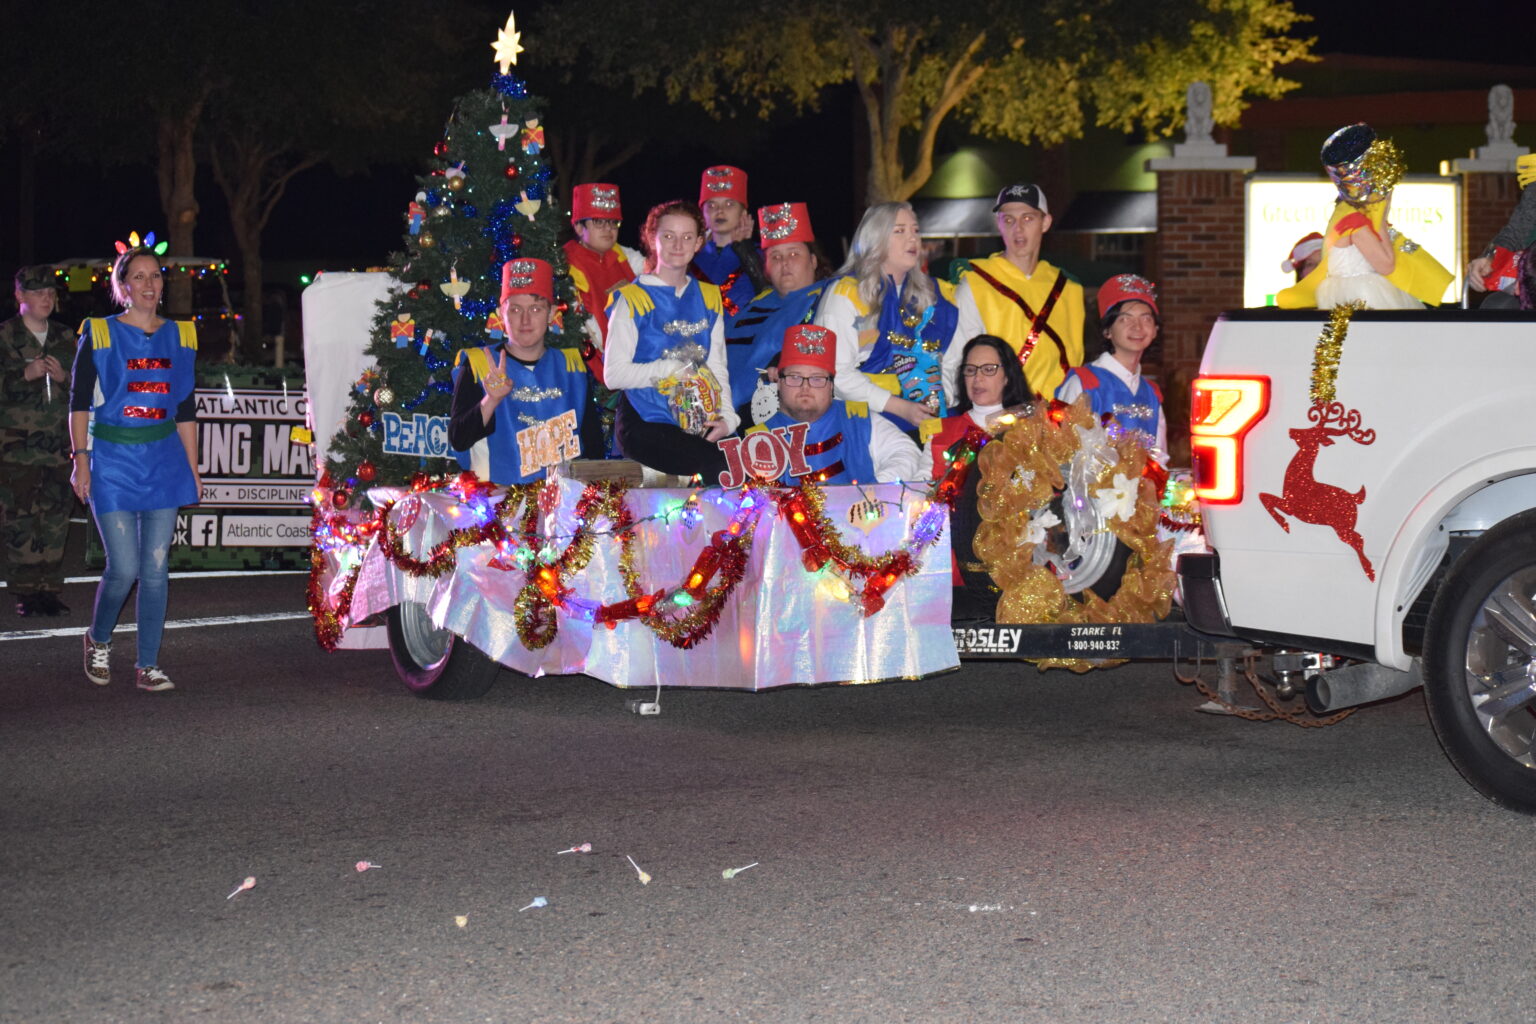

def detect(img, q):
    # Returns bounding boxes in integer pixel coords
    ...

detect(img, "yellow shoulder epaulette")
[460,346,493,383]
[936,278,957,305]
[560,347,585,373]
[828,276,868,315]
[610,282,654,318]
[699,282,723,315]
[84,318,110,349]
[845,401,869,419]
[569,265,591,295]
[176,321,197,350]
[918,417,943,444]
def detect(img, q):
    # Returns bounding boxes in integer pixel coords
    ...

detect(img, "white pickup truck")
[1179,307,1536,811]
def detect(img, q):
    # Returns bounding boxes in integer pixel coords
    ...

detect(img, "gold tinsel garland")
[1310,301,1363,406]
[970,398,1176,672]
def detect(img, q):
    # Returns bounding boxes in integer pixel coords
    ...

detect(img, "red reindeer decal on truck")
[1259,402,1377,580]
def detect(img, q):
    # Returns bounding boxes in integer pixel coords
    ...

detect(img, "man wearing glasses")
[448,258,601,484]
[759,324,921,485]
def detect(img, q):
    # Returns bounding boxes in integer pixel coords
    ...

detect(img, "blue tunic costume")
[606,279,724,427]
[822,274,959,420]
[450,344,590,484]
[763,401,877,485]
[723,279,827,410]
[1057,360,1163,443]
[692,239,760,319]
[79,316,199,515]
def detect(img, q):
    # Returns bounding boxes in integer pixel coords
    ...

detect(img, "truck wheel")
[386,600,501,700]
[1422,511,1536,812]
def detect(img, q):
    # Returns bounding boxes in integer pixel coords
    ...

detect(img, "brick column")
[1147,169,1251,379]
[1461,169,1522,260]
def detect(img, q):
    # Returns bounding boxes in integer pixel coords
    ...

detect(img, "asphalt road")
[2,573,1533,1024]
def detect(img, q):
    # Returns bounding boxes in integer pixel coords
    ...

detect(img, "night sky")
[2,0,1519,285]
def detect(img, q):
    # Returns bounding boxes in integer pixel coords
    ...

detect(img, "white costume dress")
[1315,243,1422,310]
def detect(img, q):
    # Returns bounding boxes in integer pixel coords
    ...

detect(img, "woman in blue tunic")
[814,201,958,432]
[604,200,738,478]
[69,245,200,692]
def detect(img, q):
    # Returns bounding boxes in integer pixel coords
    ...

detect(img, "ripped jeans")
[89,507,178,668]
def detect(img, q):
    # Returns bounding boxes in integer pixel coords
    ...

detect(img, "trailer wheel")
[386,600,501,700]
[1422,510,1536,813]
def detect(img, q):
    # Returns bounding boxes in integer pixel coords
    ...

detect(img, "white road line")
[0,611,313,643]
[1,570,305,589]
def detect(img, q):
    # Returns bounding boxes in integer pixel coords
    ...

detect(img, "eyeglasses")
[504,303,551,319]
[781,373,831,388]
[961,363,1002,378]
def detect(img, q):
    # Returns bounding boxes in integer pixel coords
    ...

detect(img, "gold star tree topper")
[492,11,524,74]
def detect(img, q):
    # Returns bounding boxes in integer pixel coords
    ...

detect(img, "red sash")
[967,265,1069,397]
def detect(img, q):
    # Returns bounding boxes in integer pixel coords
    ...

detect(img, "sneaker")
[136,666,175,692]
[83,634,112,686]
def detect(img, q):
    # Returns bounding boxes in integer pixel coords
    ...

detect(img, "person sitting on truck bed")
[1056,274,1167,463]
[448,258,602,485]
[757,324,922,485]
[1466,154,1536,310]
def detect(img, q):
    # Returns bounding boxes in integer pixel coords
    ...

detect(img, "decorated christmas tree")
[322,12,587,502]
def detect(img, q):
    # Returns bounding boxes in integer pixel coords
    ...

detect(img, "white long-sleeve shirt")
[603,274,740,433]
[812,281,896,414]
[867,413,925,483]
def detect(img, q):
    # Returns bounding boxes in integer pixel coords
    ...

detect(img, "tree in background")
[0,1,477,356]
[538,0,1314,203]
[323,18,587,494]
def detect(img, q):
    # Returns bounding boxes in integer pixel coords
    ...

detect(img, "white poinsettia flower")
[1020,508,1061,547]
[1094,472,1139,522]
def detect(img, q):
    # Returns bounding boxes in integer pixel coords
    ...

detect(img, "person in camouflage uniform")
[1,266,74,616]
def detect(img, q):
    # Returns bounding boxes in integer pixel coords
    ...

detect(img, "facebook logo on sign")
[188,514,219,547]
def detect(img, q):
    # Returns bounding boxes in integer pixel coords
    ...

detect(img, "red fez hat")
[1097,274,1158,319]
[1281,232,1325,273]
[757,202,814,249]
[779,324,836,377]
[699,165,747,207]
[500,258,554,303]
[571,183,622,225]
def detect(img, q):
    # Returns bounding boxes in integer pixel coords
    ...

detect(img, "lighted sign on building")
[1244,176,1461,307]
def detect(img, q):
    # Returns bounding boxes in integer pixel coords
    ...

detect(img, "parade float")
[301,12,1225,702]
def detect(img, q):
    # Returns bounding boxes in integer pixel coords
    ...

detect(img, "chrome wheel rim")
[398,600,452,672]
[1464,566,1536,769]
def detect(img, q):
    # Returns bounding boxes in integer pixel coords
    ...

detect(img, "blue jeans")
[89,507,178,668]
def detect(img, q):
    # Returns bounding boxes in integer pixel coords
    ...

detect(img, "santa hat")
[500,258,554,303]
[571,183,622,225]
[1097,274,1158,319]
[699,165,748,207]
[757,202,814,249]
[779,324,836,376]
[1281,232,1325,274]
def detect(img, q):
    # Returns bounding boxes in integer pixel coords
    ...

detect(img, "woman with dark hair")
[814,201,957,430]
[604,200,738,478]
[920,334,1029,479]
[69,243,200,692]
[1056,274,1166,462]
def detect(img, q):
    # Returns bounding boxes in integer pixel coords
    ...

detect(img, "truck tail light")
[1189,376,1269,504]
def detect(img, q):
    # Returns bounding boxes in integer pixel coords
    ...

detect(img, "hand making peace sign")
[483,347,513,401]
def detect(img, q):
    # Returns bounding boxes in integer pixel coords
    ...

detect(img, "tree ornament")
[374,387,395,406]
[433,140,448,157]
[440,265,471,310]
[490,114,518,151]
[433,204,451,217]
[359,411,375,428]
[357,460,377,482]
[447,175,466,193]
[492,11,524,74]
[418,231,435,248]
[504,164,519,180]
[333,488,351,509]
